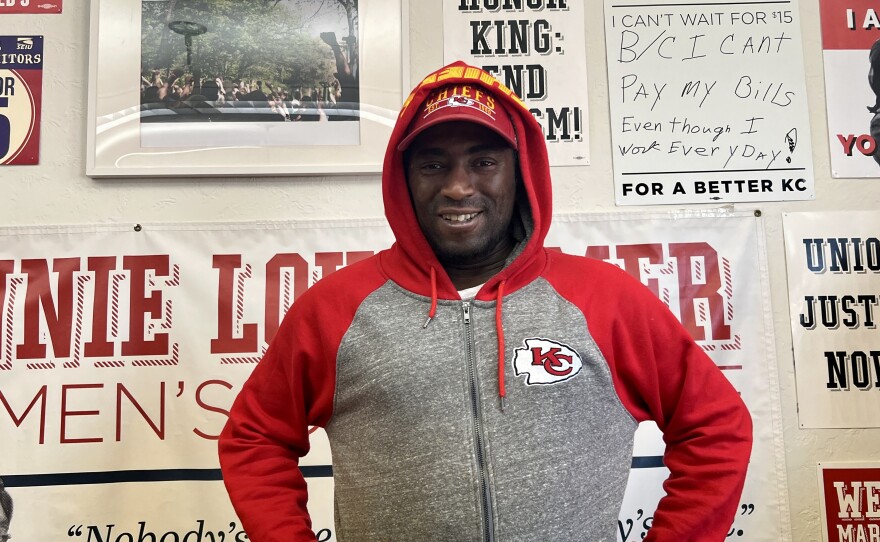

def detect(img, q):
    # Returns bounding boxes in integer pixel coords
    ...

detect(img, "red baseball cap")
[397,83,518,151]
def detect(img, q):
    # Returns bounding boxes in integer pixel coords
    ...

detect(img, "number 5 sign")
[0,35,43,165]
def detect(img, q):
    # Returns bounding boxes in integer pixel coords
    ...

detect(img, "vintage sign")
[0,35,43,165]
[818,462,880,542]
[443,0,590,166]
[0,1,61,14]
[819,0,880,177]
[604,0,814,205]
[0,213,789,541]
[783,211,880,428]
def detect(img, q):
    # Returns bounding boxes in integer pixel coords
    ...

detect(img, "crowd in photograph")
[140,70,347,121]
[139,32,359,122]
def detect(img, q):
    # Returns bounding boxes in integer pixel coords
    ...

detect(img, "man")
[218,61,752,541]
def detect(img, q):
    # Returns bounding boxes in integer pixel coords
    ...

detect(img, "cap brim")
[397,113,517,152]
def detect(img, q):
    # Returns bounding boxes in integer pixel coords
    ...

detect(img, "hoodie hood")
[381,61,552,301]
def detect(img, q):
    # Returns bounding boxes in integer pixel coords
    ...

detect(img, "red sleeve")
[545,253,753,542]
[217,258,386,542]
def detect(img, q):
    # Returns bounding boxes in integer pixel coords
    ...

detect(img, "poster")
[0,35,43,166]
[139,0,360,148]
[783,211,880,428]
[0,1,61,14]
[443,0,590,166]
[604,0,815,205]
[819,0,880,178]
[0,212,790,541]
[817,462,880,542]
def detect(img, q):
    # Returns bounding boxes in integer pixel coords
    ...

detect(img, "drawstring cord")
[422,269,507,412]
[496,280,506,412]
[423,266,438,328]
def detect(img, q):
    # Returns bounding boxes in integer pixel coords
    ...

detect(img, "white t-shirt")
[457,284,484,300]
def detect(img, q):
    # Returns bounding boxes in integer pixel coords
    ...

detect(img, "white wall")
[1,1,878,539]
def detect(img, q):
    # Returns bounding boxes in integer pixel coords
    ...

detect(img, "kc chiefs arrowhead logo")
[512,338,583,385]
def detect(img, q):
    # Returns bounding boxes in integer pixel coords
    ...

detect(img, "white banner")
[783,211,880,428]
[0,212,789,541]
[442,0,590,166]
[603,0,814,205]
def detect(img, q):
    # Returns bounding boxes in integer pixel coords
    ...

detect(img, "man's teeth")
[442,213,478,222]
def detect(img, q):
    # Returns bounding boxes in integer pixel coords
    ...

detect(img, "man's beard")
[431,224,513,268]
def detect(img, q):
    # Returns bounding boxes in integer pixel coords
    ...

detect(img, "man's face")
[406,121,518,267]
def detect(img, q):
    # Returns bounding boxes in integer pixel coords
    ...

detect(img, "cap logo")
[422,85,497,124]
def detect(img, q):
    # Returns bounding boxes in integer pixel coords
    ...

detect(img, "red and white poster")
[0,35,43,165]
[0,213,789,541]
[819,0,880,177]
[818,462,880,542]
[0,1,61,14]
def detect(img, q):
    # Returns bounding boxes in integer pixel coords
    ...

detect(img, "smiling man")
[219,61,752,542]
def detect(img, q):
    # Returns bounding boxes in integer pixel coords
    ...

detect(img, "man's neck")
[443,239,515,290]
[445,259,507,290]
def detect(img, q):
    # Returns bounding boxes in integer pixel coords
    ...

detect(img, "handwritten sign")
[443,0,590,166]
[604,0,814,205]
[783,211,880,428]
[0,36,43,165]
[819,0,880,178]
[0,1,61,14]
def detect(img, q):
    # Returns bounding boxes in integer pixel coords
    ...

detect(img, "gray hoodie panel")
[329,278,638,541]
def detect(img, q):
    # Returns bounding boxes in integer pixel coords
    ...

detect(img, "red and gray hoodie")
[218,61,753,542]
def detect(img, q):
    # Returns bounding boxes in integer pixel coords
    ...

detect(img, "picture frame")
[86,0,404,177]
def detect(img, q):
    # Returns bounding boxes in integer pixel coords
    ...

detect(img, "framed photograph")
[86,0,403,177]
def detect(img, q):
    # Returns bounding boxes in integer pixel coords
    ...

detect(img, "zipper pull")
[462,301,471,324]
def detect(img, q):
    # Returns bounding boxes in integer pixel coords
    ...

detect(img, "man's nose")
[439,164,475,200]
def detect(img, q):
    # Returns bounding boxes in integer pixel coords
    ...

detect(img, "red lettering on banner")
[1,381,186,445]
[265,253,309,343]
[345,251,373,265]
[584,246,609,260]
[17,258,80,359]
[617,244,664,297]
[193,379,233,440]
[85,256,116,357]
[121,255,170,356]
[669,242,731,341]
[211,255,258,354]
[587,242,732,342]
[0,385,47,444]
[0,260,12,370]
[315,252,343,277]
[116,382,165,441]
[60,383,103,444]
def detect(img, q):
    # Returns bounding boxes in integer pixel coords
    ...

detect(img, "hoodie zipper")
[463,301,495,542]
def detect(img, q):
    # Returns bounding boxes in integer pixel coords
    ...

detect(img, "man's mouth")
[441,212,480,223]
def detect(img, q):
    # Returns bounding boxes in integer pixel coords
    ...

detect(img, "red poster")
[819,463,880,542]
[0,36,43,165]
[0,1,61,14]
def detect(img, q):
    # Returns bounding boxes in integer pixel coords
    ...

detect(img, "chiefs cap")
[398,83,518,151]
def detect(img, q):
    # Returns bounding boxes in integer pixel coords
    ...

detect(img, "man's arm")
[548,255,752,541]
[218,300,336,542]
[600,273,753,541]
